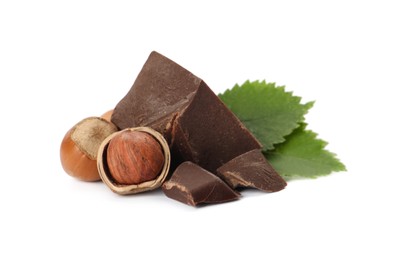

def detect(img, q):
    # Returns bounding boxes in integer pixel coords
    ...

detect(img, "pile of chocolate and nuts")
[60,52,286,207]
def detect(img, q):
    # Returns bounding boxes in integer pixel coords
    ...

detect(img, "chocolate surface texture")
[217,149,287,192]
[162,161,240,206]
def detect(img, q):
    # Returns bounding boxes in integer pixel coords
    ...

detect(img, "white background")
[1,0,396,259]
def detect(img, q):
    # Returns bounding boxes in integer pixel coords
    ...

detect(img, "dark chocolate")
[162,161,240,206]
[217,149,287,192]
[111,51,262,173]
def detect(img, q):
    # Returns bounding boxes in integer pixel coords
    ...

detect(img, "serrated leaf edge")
[219,80,315,149]
[265,125,347,179]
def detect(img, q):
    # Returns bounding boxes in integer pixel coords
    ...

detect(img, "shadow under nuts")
[106,131,165,185]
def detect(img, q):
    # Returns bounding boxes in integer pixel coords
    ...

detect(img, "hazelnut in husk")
[97,127,171,195]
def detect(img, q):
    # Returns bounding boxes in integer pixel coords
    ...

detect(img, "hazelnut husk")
[97,127,171,195]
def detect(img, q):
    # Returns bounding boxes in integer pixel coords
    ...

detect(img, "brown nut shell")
[60,129,99,181]
[60,117,118,182]
[97,127,171,195]
[101,109,114,122]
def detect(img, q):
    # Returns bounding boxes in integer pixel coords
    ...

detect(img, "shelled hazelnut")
[97,127,171,195]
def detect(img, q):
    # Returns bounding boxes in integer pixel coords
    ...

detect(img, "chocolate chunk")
[162,161,240,206]
[111,51,261,172]
[111,51,199,142]
[217,149,287,192]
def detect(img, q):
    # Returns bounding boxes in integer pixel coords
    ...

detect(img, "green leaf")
[219,80,313,150]
[265,124,346,179]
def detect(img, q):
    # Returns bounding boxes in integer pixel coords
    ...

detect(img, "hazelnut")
[101,109,114,122]
[97,127,171,195]
[60,117,118,181]
[107,131,164,185]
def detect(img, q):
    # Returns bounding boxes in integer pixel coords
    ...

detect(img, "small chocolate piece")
[217,149,287,192]
[162,162,240,206]
[111,51,262,173]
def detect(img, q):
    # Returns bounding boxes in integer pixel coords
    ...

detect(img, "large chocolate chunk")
[217,149,287,192]
[162,161,240,206]
[111,51,199,142]
[111,51,261,172]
